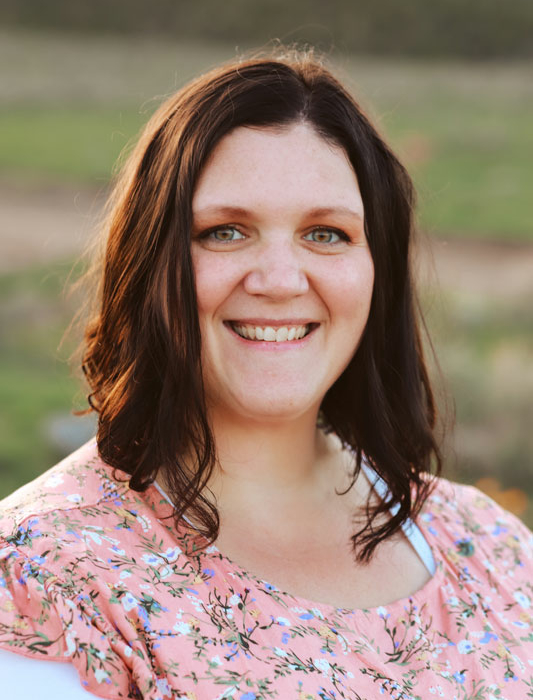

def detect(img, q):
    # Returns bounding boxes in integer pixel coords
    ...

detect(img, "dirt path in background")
[416,237,533,302]
[0,182,107,271]
[1,182,532,300]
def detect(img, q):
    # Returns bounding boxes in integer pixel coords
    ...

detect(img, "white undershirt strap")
[361,462,436,575]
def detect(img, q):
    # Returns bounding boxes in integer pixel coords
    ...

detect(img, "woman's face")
[191,122,374,424]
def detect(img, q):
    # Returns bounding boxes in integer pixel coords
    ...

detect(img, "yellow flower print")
[520,612,532,626]
[473,495,491,510]
[505,535,520,550]
[429,660,446,673]
[497,642,510,659]
[12,618,29,630]
[446,549,461,565]
[127,617,141,632]
[115,507,135,521]
[186,692,197,700]
[249,608,260,618]
[318,625,336,641]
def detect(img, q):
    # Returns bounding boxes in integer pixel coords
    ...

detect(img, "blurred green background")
[1,1,532,522]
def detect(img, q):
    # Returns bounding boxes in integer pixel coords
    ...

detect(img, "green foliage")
[0,105,146,183]
[0,260,87,494]
[422,286,533,502]
[2,0,533,59]
[386,99,533,240]
[1,31,532,241]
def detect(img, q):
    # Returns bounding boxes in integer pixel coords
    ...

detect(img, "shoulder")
[420,474,533,574]
[0,439,155,587]
[0,439,129,531]
[0,441,157,697]
[0,440,133,585]
[425,474,531,536]
[0,440,167,587]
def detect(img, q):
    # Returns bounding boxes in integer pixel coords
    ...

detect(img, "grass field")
[0,260,83,495]
[1,29,532,240]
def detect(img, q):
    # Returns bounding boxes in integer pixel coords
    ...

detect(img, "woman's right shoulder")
[0,438,139,586]
[0,439,129,536]
[0,441,151,696]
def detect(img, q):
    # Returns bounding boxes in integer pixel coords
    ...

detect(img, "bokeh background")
[1,1,532,522]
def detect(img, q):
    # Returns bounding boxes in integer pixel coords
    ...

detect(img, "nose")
[243,239,309,300]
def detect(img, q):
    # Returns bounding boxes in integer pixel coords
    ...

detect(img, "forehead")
[192,123,364,217]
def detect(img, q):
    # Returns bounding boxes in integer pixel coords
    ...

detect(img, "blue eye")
[303,229,345,244]
[208,227,245,242]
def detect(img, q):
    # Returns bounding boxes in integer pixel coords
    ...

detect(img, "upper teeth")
[232,324,310,341]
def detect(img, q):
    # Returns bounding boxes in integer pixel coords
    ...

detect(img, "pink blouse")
[1,439,533,699]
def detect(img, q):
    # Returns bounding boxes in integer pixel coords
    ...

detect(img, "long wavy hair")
[80,49,443,561]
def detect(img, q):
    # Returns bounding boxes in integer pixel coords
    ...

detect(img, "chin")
[214,390,320,425]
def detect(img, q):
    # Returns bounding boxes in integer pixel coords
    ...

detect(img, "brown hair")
[80,49,442,561]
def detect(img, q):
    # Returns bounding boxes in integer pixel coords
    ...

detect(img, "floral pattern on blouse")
[1,440,533,700]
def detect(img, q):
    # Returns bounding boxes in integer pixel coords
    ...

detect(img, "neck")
[204,407,355,516]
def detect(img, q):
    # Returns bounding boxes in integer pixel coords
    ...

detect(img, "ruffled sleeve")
[0,537,158,699]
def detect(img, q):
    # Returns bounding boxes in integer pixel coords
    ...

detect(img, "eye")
[303,228,348,244]
[204,226,246,243]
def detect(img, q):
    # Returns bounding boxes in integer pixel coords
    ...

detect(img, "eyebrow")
[193,205,364,222]
[305,206,364,222]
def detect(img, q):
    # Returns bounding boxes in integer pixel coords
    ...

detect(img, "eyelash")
[303,228,349,244]
[200,225,350,245]
[201,226,246,243]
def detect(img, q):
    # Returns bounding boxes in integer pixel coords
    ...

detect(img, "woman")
[1,51,532,699]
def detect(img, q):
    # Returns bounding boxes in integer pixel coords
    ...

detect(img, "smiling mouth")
[228,322,317,342]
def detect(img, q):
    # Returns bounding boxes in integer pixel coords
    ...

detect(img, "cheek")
[327,255,374,321]
[193,252,241,315]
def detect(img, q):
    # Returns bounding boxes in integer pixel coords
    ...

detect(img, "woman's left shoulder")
[420,474,533,570]
[0,441,144,697]
[425,474,531,531]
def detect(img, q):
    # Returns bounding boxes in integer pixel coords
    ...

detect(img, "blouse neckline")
[149,475,444,619]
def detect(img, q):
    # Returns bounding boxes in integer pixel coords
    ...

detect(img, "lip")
[224,321,319,347]
[225,318,318,327]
